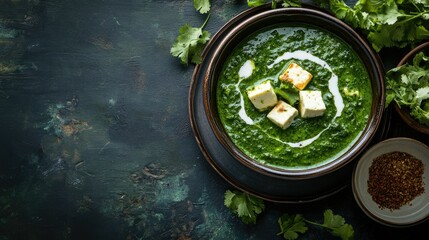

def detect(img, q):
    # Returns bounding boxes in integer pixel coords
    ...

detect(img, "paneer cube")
[247,81,278,111]
[279,63,313,90]
[267,100,298,129]
[299,90,326,118]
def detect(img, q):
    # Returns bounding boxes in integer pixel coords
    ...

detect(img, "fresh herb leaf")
[170,15,211,65]
[314,0,330,9]
[277,214,308,240]
[327,0,374,29]
[281,0,301,7]
[386,51,429,126]
[224,190,265,224]
[247,0,266,7]
[354,0,402,25]
[278,209,355,240]
[416,86,429,105]
[317,0,429,51]
[247,0,301,8]
[319,209,354,240]
[367,19,429,52]
[194,0,211,14]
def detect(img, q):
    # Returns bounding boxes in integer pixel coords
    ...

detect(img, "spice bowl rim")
[352,137,429,227]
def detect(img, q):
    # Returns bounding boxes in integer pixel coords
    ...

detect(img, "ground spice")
[367,151,425,210]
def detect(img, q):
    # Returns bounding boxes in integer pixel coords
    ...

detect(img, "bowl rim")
[393,41,429,135]
[203,7,385,180]
[352,137,429,227]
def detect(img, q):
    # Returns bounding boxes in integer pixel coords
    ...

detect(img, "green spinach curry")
[216,24,372,169]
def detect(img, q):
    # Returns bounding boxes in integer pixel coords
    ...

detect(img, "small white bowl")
[352,137,429,227]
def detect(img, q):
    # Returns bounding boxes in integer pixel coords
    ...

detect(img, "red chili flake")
[367,151,425,210]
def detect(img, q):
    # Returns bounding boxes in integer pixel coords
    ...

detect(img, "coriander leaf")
[282,0,302,7]
[247,0,267,7]
[190,30,210,64]
[367,21,429,52]
[194,0,211,14]
[413,51,429,66]
[277,214,308,240]
[279,210,355,240]
[412,105,429,126]
[321,209,354,240]
[355,0,403,25]
[416,87,429,105]
[328,1,354,19]
[327,0,374,29]
[319,0,429,51]
[224,190,265,224]
[385,90,397,107]
[272,0,278,9]
[322,209,345,228]
[306,209,354,240]
[224,190,235,206]
[355,0,386,12]
[170,15,211,65]
[314,0,330,9]
[247,0,301,8]
[330,224,355,240]
[385,51,429,127]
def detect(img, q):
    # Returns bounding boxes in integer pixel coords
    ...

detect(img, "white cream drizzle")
[237,83,254,125]
[239,59,254,79]
[237,60,255,125]
[235,50,345,148]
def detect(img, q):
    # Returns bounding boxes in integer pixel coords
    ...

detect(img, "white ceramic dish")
[352,137,429,227]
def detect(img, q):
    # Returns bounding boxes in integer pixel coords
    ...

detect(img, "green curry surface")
[216,24,372,169]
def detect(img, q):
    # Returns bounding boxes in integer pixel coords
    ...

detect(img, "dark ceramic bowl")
[203,7,385,180]
[393,42,429,135]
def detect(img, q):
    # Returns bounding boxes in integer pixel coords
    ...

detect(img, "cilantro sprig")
[385,51,429,126]
[277,214,308,240]
[278,210,354,240]
[224,190,354,239]
[224,190,265,224]
[247,0,301,8]
[316,0,429,52]
[170,14,211,65]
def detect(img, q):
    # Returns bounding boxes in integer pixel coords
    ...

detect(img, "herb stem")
[201,13,211,29]
[304,220,324,227]
[411,1,422,12]
[397,11,429,24]
[305,220,338,232]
